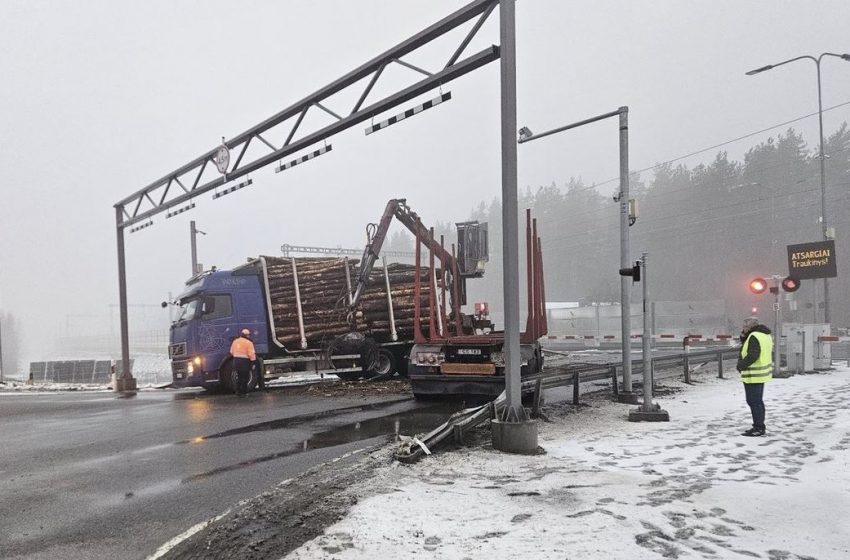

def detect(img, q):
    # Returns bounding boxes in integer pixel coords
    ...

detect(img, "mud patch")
[157,446,387,560]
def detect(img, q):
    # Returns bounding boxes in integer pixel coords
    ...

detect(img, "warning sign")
[787,240,837,279]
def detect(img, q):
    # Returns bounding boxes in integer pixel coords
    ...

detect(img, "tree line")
[389,123,850,330]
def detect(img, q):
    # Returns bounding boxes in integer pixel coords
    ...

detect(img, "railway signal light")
[781,277,800,292]
[619,261,641,282]
[748,277,767,294]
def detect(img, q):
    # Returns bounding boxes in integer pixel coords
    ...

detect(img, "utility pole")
[617,107,636,404]
[190,221,206,276]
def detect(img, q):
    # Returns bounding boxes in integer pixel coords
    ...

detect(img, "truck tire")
[217,359,234,393]
[217,358,258,393]
[364,349,396,378]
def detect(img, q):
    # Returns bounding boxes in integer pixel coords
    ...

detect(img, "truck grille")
[172,361,189,379]
[169,343,187,358]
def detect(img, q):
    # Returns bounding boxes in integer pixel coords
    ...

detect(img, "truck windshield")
[175,298,200,323]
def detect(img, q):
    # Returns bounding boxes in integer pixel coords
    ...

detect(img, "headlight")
[187,363,194,374]
[193,356,202,366]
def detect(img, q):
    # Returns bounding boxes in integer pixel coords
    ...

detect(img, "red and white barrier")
[544,334,735,342]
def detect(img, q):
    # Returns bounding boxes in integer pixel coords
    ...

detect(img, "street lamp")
[746,52,850,325]
[517,107,639,404]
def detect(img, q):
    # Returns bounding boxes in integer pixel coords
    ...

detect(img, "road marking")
[144,448,372,559]
[145,509,233,560]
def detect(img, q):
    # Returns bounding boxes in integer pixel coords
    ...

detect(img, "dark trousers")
[233,357,251,395]
[743,383,766,430]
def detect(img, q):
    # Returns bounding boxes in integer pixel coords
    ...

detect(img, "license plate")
[457,348,481,355]
[175,373,184,379]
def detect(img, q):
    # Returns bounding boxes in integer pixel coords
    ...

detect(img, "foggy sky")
[1,1,849,364]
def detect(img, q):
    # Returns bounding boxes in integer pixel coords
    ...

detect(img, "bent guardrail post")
[611,366,619,398]
[532,378,543,417]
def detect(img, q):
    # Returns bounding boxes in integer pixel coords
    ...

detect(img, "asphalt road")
[0,387,452,560]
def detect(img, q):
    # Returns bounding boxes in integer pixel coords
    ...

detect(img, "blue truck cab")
[169,266,267,391]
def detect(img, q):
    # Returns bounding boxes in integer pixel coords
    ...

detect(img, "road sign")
[787,240,836,279]
[214,143,230,175]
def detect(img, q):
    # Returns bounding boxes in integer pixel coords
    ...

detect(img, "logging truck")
[167,255,426,392]
[167,199,547,398]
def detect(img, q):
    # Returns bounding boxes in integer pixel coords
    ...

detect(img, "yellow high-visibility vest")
[741,331,773,384]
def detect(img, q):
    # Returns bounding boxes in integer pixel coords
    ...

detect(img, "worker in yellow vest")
[229,328,257,397]
[736,317,773,436]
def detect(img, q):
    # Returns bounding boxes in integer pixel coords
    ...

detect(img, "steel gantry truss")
[114,0,500,229]
[112,0,502,388]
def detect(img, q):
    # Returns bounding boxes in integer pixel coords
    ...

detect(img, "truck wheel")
[217,359,258,393]
[364,349,396,378]
[218,359,234,393]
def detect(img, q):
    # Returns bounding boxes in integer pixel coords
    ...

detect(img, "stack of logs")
[263,256,434,348]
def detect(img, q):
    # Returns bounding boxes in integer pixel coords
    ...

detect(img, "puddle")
[181,403,459,483]
[176,399,416,444]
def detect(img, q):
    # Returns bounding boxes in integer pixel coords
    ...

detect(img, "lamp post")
[518,107,638,404]
[746,52,850,325]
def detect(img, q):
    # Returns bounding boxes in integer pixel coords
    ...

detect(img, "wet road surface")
[0,387,455,560]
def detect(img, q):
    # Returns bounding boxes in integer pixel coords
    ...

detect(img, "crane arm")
[349,198,458,311]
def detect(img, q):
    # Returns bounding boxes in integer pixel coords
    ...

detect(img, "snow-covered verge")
[285,367,850,560]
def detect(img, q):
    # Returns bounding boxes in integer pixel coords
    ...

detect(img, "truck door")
[197,294,237,358]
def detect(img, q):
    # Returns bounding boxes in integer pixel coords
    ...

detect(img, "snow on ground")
[286,367,850,560]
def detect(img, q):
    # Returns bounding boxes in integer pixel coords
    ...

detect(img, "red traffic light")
[781,276,800,292]
[749,277,768,294]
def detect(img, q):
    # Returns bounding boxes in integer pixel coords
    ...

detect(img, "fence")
[546,300,730,339]
[28,359,134,384]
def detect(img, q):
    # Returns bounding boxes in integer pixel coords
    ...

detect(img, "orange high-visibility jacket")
[229,336,256,361]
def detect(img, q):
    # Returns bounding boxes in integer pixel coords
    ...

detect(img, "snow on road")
[286,368,850,559]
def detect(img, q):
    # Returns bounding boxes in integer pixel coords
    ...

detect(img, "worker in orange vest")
[229,328,256,397]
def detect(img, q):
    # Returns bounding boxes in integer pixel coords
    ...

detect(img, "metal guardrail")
[394,347,740,463]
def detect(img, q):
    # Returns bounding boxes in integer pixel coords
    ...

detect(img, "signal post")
[749,275,800,378]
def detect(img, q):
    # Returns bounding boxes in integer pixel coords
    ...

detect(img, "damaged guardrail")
[394,347,741,463]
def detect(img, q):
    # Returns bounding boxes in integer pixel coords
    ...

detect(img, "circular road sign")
[214,143,230,175]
